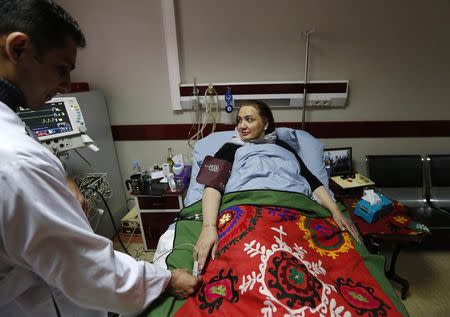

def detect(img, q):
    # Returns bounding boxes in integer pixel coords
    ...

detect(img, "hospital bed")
[145,128,409,317]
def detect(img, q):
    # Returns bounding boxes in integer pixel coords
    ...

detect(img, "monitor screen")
[17,101,74,139]
[323,147,353,176]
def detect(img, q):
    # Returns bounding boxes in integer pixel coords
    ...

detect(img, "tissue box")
[354,195,393,224]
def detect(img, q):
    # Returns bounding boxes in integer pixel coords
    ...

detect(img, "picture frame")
[323,147,353,176]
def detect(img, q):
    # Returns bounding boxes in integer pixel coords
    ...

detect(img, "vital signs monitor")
[17,97,98,153]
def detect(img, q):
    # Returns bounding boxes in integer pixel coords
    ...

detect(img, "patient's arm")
[194,186,221,273]
[313,186,361,243]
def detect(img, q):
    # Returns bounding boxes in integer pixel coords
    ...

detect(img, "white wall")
[176,0,450,121]
[58,0,450,191]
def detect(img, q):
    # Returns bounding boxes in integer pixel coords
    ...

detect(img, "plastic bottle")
[168,174,177,192]
[173,163,185,191]
[132,160,141,175]
[166,148,175,173]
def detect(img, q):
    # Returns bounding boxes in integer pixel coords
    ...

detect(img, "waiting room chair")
[365,155,427,208]
[366,155,450,248]
[427,155,450,212]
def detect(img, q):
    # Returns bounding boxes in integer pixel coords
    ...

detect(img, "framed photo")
[323,147,353,176]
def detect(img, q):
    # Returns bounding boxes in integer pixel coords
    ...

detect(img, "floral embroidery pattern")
[267,251,323,308]
[239,226,350,317]
[297,215,354,259]
[266,206,299,221]
[335,277,391,316]
[218,212,233,227]
[410,222,430,233]
[289,267,305,285]
[198,269,239,313]
[392,215,408,225]
[387,211,412,232]
[216,205,262,257]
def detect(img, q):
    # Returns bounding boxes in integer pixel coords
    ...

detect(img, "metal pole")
[301,30,314,130]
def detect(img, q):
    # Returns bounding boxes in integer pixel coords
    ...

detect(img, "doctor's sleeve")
[0,159,171,315]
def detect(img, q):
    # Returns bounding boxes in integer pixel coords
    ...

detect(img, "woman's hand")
[193,226,218,274]
[332,212,361,243]
[312,186,362,243]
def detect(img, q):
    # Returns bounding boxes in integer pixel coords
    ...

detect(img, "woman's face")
[236,105,268,141]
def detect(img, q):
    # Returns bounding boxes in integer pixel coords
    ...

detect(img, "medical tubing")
[205,85,219,133]
[124,224,139,249]
[90,188,131,256]
[171,213,203,224]
[187,84,220,148]
[50,290,62,317]
[188,93,208,146]
[187,101,203,149]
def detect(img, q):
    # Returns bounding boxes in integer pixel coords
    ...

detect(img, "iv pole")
[301,29,314,130]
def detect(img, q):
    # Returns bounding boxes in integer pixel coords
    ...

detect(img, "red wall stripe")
[179,82,347,96]
[111,121,450,141]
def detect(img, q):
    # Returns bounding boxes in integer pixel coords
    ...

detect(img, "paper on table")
[150,170,164,180]
[330,173,375,189]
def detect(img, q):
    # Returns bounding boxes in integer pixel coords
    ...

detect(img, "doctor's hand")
[66,177,89,217]
[167,269,202,299]
[332,213,361,243]
[194,226,218,274]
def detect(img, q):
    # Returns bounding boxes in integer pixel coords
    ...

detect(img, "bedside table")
[132,189,185,250]
[329,173,375,198]
[340,197,430,299]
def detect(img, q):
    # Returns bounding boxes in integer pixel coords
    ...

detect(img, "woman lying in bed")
[194,100,361,274]
[145,100,409,317]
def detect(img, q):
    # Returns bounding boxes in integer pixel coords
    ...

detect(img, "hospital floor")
[113,234,450,317]
[392,249,450,316]
[113,233,154,262]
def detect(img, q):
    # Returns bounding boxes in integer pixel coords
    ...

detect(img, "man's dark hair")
[0,0,86,55]
[240,100,276,133]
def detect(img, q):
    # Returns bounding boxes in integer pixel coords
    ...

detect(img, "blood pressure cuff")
[196,155,232,192]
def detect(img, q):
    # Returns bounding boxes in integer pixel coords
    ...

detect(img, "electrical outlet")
[308,99,332,107]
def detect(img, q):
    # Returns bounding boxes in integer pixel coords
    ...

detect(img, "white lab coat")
[0,101,171,317]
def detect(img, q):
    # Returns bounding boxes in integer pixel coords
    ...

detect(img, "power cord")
[152,243,197,263]
[90,188,131,256]
[70,149,112,210]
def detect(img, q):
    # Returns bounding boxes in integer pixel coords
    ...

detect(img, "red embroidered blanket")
[145,190,409,317]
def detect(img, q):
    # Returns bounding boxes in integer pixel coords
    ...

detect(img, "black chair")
[365,155,428,209]
[422,155,450,247]
[427,155,450,212]
[365,154,450,248]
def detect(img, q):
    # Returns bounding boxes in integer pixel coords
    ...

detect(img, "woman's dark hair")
[240,100,276,133]
[0,0,86,55]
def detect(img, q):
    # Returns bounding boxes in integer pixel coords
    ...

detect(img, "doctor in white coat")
[0,1,201,316]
